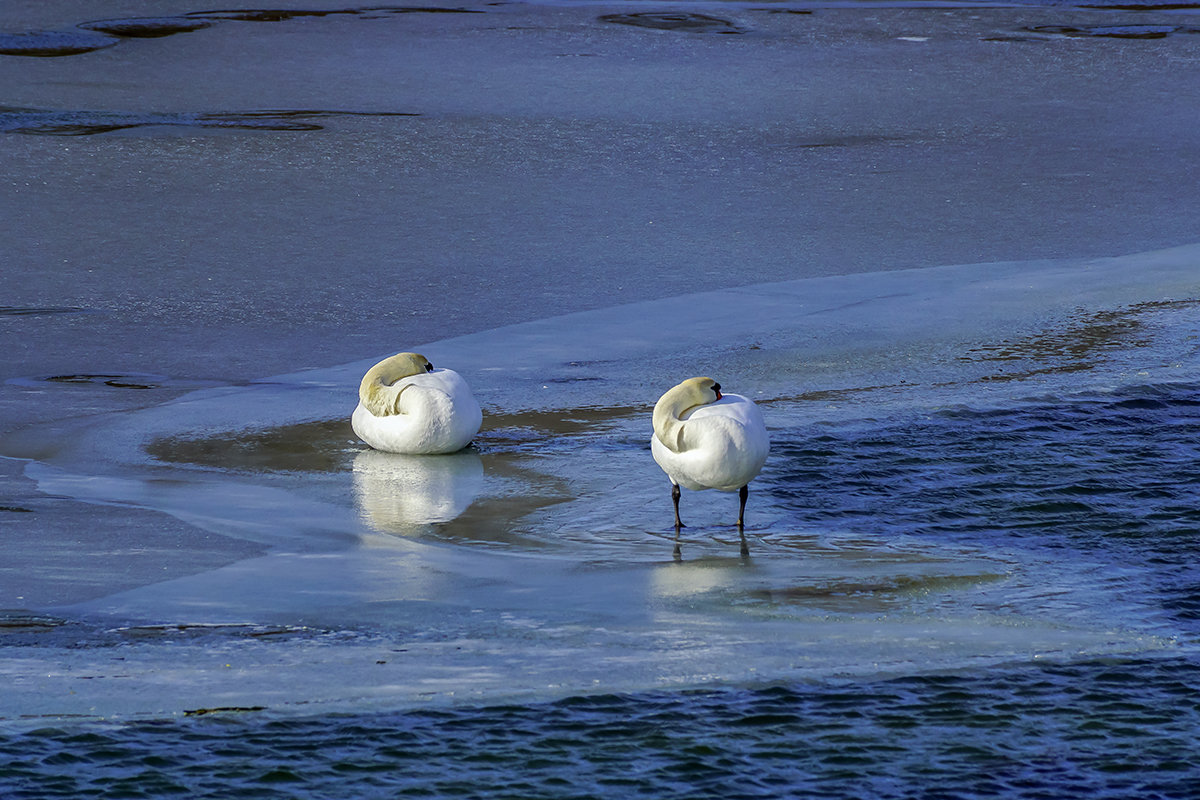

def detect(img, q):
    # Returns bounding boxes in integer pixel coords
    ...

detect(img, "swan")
[651,376,769,529]
[351,352,482,454]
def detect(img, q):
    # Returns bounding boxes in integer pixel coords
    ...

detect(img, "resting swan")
[651,377,769,529]
[351,352,482,454]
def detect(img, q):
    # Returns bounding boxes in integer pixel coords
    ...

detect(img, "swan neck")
[360,358,422,417]
[653,391,701,454]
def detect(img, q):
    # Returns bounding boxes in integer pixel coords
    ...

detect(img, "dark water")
[5,381,1200,797]
[1,658,1198,799]
[771,382,1200,636]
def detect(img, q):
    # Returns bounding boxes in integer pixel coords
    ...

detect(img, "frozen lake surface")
[3,0,1200,796]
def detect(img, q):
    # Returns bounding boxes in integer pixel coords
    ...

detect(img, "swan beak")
[425,362,434,372]
[713,382,722,401]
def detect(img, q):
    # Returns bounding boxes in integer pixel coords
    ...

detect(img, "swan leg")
[737,485,749,529]
[671,483,685,529]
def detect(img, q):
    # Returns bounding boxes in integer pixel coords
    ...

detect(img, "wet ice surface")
[4,245,1200,720]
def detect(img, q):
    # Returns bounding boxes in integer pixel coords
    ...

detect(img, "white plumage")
[651,376,769,528]
[351,352,482,455]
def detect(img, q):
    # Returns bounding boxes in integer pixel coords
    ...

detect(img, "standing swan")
[352,352,482,454]
[651,377,769,529]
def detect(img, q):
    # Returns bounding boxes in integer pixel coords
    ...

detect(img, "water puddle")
[0,107,419,136]
[0,306,95,317]
[1025,23,1200,38]
[7,372,220,391]
[597,13,745,34]
[76,17,214,38]
[184,7,485,22]
[0,30,120,57]
[0,5,486,58]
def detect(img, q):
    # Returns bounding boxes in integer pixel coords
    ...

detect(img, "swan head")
[359,352,434,416]
[670,376,722,408]
[652,376,723,452]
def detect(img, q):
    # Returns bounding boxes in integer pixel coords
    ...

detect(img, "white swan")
[351,352,482,454]
[651,376,769,529]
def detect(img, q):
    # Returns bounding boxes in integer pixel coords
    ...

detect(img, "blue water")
[5,379,1200,797]
[3,659,1199,799]
[774,384,1200,636]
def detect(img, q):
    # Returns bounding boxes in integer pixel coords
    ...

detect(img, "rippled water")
[0,664,1188,798]
[773,383,1200,636]
[3,664,1198,798]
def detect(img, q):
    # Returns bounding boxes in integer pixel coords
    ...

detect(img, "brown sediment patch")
[147,404,642,473]
[0,30,119,57]
[745,571,1003,612]
[961,298,1200,383]
[476,404,642,452]
[147,418,358,473]
[598,13,745,34]
[483,404,641,434]
[77,17,214,38]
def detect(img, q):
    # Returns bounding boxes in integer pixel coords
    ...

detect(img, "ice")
[4,243,1198,719]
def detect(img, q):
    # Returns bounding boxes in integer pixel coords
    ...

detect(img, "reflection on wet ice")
[353,449,484,532]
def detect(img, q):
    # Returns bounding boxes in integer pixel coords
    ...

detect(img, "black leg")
[737,484,749,528]
[672,483,685,529]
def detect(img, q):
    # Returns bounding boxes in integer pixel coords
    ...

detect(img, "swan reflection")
[352,448,484,533]
[651,559,742,599]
